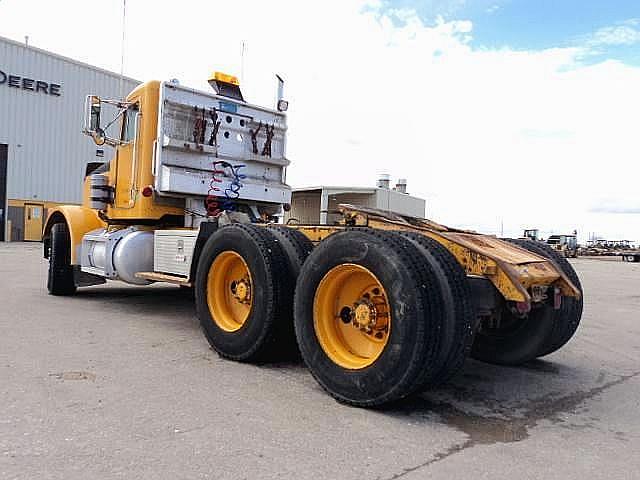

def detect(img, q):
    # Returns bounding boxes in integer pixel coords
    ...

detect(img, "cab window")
[120,105,139,143]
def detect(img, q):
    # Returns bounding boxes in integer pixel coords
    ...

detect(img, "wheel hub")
[231,279,251,304]
[342,293,390,339]
[353,301,377,332]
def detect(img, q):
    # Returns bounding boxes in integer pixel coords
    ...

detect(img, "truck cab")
[522,229,540,241]
[44,74,290,286]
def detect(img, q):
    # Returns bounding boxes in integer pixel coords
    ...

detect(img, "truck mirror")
[89,95,101,131]
[83,94,134,147]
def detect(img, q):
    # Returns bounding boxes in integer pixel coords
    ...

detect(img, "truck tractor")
[522,229,541,241]
[547,234,578,258]
[43,74,583,407]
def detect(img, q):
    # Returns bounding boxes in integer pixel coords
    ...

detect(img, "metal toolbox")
[154,229,198,277]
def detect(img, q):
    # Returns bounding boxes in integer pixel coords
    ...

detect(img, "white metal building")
[285,177,426,225]
[0,35,139,241]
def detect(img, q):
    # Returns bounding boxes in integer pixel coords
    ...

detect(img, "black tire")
[195,224,295,362]
[505,239,583,357]
[470,304,555,365]
[266,225,314,277]
[47,223,77,296]
[398,232,475,385]
[266,225,315,358]
[294,228,449,407]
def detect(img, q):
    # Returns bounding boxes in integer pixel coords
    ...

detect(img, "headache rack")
[154,82,291,208]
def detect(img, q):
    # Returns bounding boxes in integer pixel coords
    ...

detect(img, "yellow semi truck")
[43,74,583,407]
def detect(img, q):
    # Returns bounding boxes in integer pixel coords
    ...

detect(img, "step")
[135,271,192,287]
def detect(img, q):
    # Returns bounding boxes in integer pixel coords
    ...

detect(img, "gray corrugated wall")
[0,36,139,204]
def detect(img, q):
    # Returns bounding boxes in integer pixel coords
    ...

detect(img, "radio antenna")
[120,0,127,98]
[240,41,246,84]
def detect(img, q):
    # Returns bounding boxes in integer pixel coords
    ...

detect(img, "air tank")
[112,231,155,285]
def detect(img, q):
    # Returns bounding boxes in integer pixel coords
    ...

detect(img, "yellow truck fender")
[43,206,105,264]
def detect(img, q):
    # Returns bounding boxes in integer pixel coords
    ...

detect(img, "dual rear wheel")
[196,226,474,406]
[195,224,311,362]
[294,229,475,406]
[470,238,583,365]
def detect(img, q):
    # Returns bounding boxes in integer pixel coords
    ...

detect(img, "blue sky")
[378,0,640,64]
[1,0,638,240]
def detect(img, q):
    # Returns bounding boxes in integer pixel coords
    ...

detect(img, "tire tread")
[505,238,583,357]
[399,232,475,385]
[47,223,76,296]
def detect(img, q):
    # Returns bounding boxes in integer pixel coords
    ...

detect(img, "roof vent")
[394,178,407,194]
[376,174,390,189]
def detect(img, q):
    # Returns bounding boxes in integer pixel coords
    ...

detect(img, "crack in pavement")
[381,370,640,480]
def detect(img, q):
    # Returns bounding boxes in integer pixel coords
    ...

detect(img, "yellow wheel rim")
[207,251,253,332]
[313,264,391,370]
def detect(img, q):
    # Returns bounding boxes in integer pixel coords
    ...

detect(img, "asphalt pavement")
[1,242,639,479]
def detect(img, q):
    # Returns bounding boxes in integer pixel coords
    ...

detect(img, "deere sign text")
[0,69,61,96]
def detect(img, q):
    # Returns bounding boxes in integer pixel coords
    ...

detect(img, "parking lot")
[1,242,639,480]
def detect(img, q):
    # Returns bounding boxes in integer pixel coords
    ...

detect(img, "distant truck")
[521,230,578,258]
[523,229,540,241]
[621,252,640,262]
[547,234,578,258]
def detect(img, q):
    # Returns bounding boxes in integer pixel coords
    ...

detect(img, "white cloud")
[590,199,640,215]
[1,0,639,242]
[587,20,640,47]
